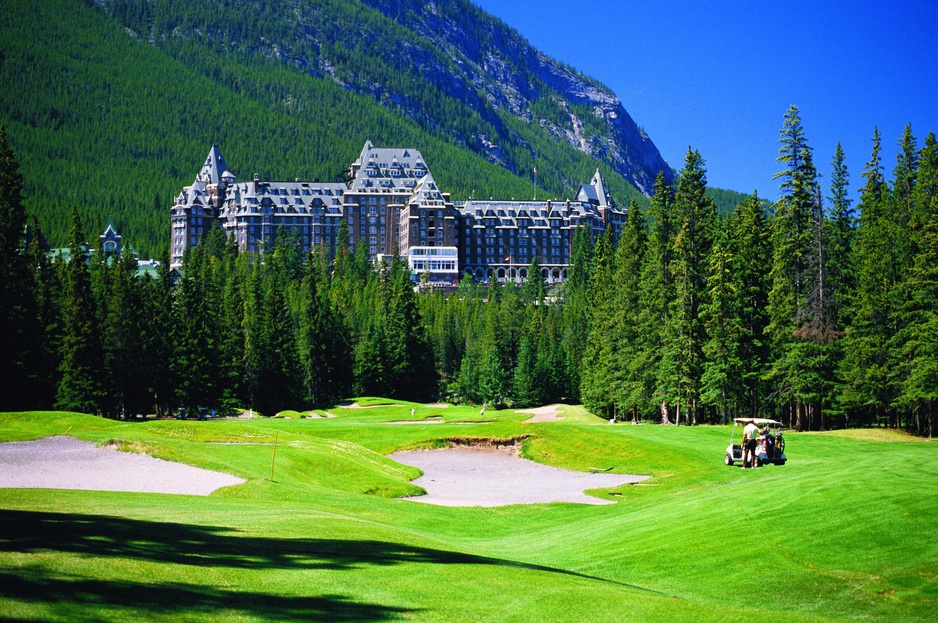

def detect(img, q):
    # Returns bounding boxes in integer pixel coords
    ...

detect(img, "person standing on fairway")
[742,419,760,468]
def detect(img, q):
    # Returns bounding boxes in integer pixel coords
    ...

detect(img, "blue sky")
[472,0,938,203]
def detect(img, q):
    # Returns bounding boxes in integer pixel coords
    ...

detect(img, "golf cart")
[725,418,786,467]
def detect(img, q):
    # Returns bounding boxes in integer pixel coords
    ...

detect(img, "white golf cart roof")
[733,418,781,425]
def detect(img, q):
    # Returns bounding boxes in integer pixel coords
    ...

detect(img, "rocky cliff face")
[360,0,674,194]
[104,0,673,196]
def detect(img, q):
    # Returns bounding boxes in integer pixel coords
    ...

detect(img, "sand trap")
[0,436,245,496]
[389,447,648,506]
[518,405,565,423]
[306,411,337,419]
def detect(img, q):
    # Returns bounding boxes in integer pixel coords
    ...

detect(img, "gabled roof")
[409,173,445,205]
[576,169,615,209]
[195,145,231,186]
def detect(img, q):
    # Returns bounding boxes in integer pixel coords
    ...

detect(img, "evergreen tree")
[826,142,856,329]
[102,251,150,417]
[894,132,938,436]
[383,254,436,401]
[725,194,771,417]
[147,250,177,417]
[172,227,224,415]
[840,128,900,427]
[700,221,744,423]
[0,126,41,409]
[767,105,829,430]
[669,148,717,424]
[512,329,541,408]
[27,217,63,409]
[55,211,105,414]
[580,228,617,418]
[609,200,648,420]
[521,255,545,305]
[560,225,594,402]
[637,171,677,422]
[299,253,352,406]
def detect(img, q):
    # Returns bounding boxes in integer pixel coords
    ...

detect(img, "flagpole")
[533,165,537,201]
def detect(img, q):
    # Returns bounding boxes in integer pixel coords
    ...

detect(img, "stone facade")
[170,144,627,282]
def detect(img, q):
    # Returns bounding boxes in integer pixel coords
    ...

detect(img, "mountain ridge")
[106,0,672,194]
[0,0,753,258]
[361,0,673,193]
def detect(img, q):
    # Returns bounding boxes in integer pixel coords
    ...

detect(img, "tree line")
[578,107,936,436]
[1,106,936,435]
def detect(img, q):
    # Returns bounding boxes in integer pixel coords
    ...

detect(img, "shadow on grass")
[0,509,661,617]
[0,569,405,622]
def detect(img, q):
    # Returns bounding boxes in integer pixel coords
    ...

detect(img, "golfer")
[742,419,760,468]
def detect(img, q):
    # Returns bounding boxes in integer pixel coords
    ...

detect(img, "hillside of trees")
[2,106,935,436]
[0,0,753,258]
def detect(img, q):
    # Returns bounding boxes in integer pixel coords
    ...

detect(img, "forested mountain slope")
[0,0,684,257]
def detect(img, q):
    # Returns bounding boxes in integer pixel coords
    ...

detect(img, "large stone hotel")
[171,143,627,283]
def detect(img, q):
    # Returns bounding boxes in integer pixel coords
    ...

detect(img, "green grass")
[1,403,935,622]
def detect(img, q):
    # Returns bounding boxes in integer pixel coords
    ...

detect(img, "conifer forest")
[1,105,936,437]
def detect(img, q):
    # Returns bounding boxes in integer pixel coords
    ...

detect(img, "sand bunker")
[0,436,245,496]
[518,405,565,423]
[389,447,648,506]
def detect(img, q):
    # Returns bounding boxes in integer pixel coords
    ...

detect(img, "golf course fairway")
[1,402,935,622]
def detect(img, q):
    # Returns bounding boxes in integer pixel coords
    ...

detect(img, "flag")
[503,255,511,263]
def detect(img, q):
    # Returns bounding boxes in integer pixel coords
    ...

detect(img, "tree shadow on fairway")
[0,509,489,572]
[0,569,408,622]
[0,510,661,605]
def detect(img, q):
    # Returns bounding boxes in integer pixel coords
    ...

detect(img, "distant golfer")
[480,404,486,417]
[742,419,760,468]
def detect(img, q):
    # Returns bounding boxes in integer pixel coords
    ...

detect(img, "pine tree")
[215,251,247,414]
[894,132,938,436]
[102,251,150,417]
[580,228,617,418]
[669,148,717,424]
[609,200,648,420]
[0,126,41,409]
[476,281,513,406]
[56,210,105,414]
[512,329,541,408]
[147,250,177,417]
[700,221,744,423]
[520,255,545,305]
[840,127,900,427]
[27,217,62,409]
[767,105,829,430]
[299,253,352,406]
[560,225,593,402]
[173,228,224,415]
[383,254,436,401]
[726,194,771,417]
[637,172,677,422]
[826,142,856,329]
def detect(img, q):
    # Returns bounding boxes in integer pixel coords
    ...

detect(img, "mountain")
[360,0,673,194]
[1,0,677,256]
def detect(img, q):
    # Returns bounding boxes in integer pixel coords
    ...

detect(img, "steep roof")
[576,168,615,209]
[195,145,231,185]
